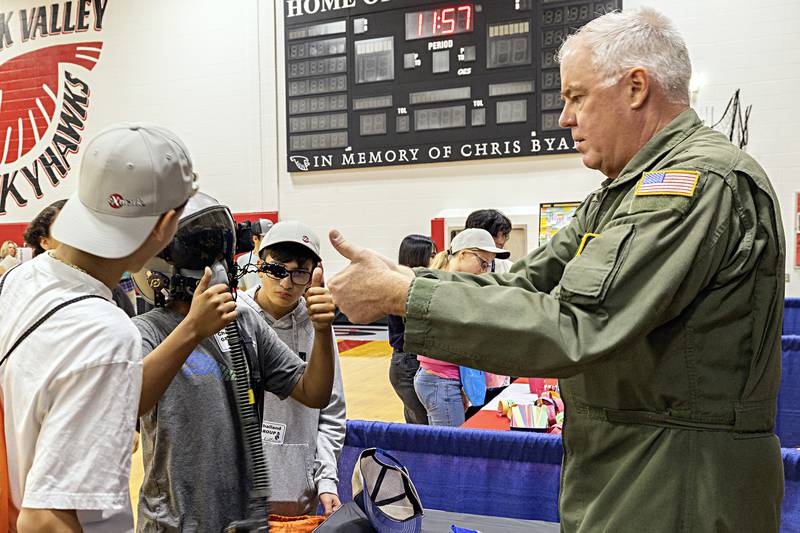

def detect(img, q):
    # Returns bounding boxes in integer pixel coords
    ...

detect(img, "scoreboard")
[283,0,621,172]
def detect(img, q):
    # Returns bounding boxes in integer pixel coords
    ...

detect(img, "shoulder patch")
[635,170,700,197]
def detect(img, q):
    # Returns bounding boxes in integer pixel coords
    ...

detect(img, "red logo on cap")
[108,194,145,209]
[108,194,124,209]
[302,235,310,243]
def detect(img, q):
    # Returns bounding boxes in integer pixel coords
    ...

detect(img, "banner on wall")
[0,1,108,217]
[538,202,579,246]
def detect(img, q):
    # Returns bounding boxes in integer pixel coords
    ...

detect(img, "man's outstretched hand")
[327,230,414,323]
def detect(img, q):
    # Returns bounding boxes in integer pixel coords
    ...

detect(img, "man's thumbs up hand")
[328,230,414,323]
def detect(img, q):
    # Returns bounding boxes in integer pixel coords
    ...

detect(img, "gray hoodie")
[241,288,346,516]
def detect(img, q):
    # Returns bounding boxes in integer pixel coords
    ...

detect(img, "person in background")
[387,235,436,425]
[464,209,515,400]
[240,220,346,517]
[118,272,138,309]
[465,209,513,273]
[237,218,273,291]
[22,199,67,257]
[0,241,20,275]
[413,229,509,427]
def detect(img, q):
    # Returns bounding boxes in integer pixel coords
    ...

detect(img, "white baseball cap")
[450,228,510,259]
[52,123,198,258]
[258,220,321,262]
[352,448,424,533]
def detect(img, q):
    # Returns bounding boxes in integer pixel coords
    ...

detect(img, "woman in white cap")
[413,228,510,427]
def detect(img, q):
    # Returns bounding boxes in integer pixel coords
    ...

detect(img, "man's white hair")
[557,7,691,105]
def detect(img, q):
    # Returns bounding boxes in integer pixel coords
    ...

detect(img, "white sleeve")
[22,358,142,512]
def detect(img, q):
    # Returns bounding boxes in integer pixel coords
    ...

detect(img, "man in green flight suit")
[328,7,786,533]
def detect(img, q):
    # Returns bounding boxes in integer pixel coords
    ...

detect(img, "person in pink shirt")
[413,229,509,426]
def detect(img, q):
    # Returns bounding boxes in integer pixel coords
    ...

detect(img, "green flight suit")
[404,109,786,532]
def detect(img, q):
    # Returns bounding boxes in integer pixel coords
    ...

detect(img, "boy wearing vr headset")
[238,221,346,518]
[131,195,337,532]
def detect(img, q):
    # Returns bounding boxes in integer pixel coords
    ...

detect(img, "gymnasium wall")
[0,0,797,295]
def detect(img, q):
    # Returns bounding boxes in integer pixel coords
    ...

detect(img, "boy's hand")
[185,267,237,340]
[306,266,336,332]
[320,493,342,516]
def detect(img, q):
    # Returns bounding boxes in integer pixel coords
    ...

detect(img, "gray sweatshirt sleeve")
[313,333,346,496]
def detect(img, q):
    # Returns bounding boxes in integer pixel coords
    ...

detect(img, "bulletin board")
[538,201,580,246]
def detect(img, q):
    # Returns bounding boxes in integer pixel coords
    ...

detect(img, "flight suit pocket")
[556,224,635,304]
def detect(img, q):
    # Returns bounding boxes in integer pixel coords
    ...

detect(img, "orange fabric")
[268,514,325,533]
[1,396,17,533]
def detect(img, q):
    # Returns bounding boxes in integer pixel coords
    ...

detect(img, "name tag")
[262,421,287,445]
[214,329,230,352]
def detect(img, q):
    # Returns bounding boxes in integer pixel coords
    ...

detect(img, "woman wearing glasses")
[413,228,510,426]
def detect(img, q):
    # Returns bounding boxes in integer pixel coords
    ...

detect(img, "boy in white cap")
[0,123,200,532]
[239,221,346,517]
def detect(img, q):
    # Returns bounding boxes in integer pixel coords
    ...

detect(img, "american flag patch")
[635,170,700,197]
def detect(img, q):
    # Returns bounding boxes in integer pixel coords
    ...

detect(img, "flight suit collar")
[605,108,703,190]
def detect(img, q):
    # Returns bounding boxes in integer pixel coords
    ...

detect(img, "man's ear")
[152,209,180,240]
[628,67,650,110]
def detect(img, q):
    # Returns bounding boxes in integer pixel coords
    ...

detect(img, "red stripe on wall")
[0,211,279,250]
[0,223,30,247]
[431,217,445,253]
[232,211,279,225]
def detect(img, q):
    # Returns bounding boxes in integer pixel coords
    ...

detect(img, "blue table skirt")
[338,419,800,531]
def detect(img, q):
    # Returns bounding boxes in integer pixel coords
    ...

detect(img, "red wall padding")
[0,211,279,248]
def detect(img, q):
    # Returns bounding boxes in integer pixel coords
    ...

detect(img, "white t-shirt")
[0,253,141,532]
[493,258,514,273]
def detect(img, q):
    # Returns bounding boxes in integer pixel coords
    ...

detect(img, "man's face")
[559,44,632,179]
[257,254,314,311]
[493,232,509,249]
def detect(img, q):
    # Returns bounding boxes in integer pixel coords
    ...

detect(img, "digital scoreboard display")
[283,0,621,172]
[405,4,474,41]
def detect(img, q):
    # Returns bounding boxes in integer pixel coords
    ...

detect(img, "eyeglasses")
[462,250,492,272]
[259,261,312,285]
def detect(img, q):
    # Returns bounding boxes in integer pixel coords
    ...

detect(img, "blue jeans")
[389,351,428,425]
[413,368,465,427]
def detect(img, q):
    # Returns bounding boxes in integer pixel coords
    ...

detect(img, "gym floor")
[129,328,403,514]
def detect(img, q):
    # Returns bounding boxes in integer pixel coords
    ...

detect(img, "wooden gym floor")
[129,333,403,514]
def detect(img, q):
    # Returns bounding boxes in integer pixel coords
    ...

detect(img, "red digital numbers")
[441,8,455,34]
[415,4,473,38]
